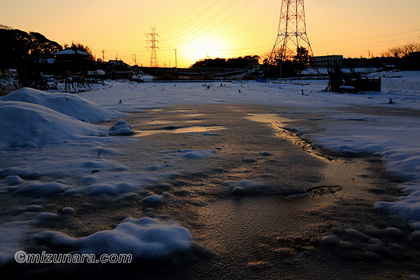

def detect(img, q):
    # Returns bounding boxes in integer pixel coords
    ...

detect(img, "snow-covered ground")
[76,71,420,230]
[0,70,419,267]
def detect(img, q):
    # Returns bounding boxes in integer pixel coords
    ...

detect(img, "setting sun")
[177,34,233,66]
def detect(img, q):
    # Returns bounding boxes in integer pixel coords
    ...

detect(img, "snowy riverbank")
[0,70,419,271]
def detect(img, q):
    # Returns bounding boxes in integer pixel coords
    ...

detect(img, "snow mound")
[2,175,24,185]
[16,181,69,195]
[85,182,135,196]
[177,149,217,159]
[37,217,193,258]
[0,101,108,149]
[1,87,122,122]
[182,150,215,159]
[223,179,268,195]
[144,194,162,206]
[108,119,135,136]
[160,149,217,161]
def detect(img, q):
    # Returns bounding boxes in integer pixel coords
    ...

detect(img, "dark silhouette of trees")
[29,32,63,56]
[0,28,62,69]
[294,46,310,72]
[0,27,62,85]
[263,47,312,78]
[192,55,260,68]
[383,42,420,59]
[379,42,420,70]
[0,27,99,86]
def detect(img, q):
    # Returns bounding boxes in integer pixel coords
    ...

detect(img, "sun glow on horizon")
[1,0,419,68]
[178,34,234,64]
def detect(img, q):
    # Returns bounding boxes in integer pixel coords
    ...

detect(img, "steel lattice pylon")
[269,0,315,65]
[146,28,159,67]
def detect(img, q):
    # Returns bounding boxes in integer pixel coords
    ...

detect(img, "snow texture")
[36,217,193,258]
[2,87,122,122]
[75,72,420,229]
[1,70,420,266]
[0,101,108,149]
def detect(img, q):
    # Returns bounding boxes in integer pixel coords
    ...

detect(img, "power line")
[101,0,257,65]
[313,29,420,46]
[166,0,255,48]
[103,50,149,53]
[161,0,222,41]
[163,0,237,43]
[159,0,207,35]
[177,45,269,52]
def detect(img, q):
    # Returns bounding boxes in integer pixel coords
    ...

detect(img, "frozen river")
[6,104,415,279]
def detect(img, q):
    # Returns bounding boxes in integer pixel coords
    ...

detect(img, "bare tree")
[386,42,420,58]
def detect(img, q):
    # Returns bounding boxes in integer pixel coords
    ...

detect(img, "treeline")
[191,55,260,68]
[0,26,94,86]
[0,27,65,86]
[344,42,420,70]
[382,43,420,59]
[0,27,62,69]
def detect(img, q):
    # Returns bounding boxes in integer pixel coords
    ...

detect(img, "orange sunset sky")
[1,0,419,68]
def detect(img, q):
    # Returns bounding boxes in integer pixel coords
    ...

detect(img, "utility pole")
[133,54,137,66]
[145,28,159,67]
[102,50,105,62]
[174,49,178,69]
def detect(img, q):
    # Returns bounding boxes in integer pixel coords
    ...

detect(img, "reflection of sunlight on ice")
[135,125,226,136]
[245,113,291,126]
[246,113,328,160]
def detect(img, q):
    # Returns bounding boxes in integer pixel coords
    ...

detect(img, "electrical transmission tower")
[145,28,159,67]
[269,0,315,67]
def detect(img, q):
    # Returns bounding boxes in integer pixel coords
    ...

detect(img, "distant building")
[53,47,93,74]
[107,60,130,69]
[312,55,343,68]
[53,48,91,63]
[106,60,132,80]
